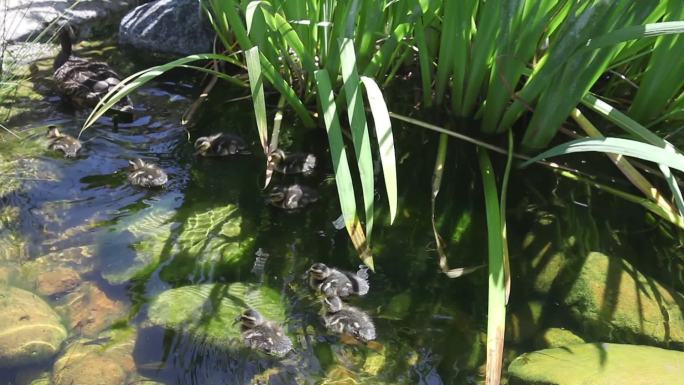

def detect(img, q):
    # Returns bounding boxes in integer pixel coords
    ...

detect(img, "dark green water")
[1,62,682,385]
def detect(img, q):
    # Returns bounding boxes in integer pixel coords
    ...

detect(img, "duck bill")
[232,314,241,326]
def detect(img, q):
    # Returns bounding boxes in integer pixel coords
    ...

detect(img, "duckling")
[267,184,318,210]
[53,24,133,121]
[267,149,316,176]
[322,295,376,342]
[46,126,81,158]
[235,308,293,358]
[308,263,369,298]
[194,133,250,157]
[127,158,168,188]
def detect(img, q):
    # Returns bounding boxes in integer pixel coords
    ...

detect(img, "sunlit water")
[1,60,682,385]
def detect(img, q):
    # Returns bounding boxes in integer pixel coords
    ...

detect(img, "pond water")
[1,48,682,385]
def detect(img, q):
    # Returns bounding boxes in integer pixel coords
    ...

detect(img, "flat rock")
[1,0,139,42]
[508,343,684,385]
[119,0,214,56]
[35,268,81,296]
[534,328,585,349]
[564,252,684,347]
[0,286,67,368]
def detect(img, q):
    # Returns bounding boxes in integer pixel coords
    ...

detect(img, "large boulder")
[564,252,684,347]
[0,286,67,367]
[2,0,139,42]
[508,343,684,385]
[119,0,214,56]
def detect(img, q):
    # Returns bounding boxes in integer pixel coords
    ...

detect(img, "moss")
[534,328,585,349]
[508,343,684,385]
[564,252,684,347]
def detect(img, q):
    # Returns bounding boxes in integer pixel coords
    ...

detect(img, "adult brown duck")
[53,24,133,122]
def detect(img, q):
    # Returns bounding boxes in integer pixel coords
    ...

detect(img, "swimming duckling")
[127,158,168,188]
[267,184,318,210]
[267,149,316,176]
[308,263,369,298]
[53,25,133,121]
[322,295,376,342]
[194,133,250,157]
[235,308,293,358]
[46,126,81,158]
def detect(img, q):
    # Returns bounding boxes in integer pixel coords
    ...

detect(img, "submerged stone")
[35,268,81,296]
[98,194,179,285]
[146,283,285,347]
[0,286,67,368]
[564,252,684,347]
[508,343,684,385]
[52,328,137,385]
[57,282,128,338]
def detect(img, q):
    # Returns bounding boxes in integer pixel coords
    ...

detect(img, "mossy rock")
[99,194,179,285]
[0,286,67,368]
[563,252,684,347]
[146,283,286,347]
[159,204,255,282]
[505,301,545,344]
[508,343,684,385]
[534,328,585,349]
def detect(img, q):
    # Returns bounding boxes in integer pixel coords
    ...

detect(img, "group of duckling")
[47,24,320,209]
[235,263,376,358]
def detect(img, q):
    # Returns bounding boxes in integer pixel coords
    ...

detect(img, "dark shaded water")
[1,58,683,385]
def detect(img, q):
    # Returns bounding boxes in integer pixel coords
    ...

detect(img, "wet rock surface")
[564,252,684,347]
[119,0,214,56]
[52,331,137,385]
[508,343,684,385]
[2,0,139,42]
[58,282,128,338]
[35,267,81,296]
[0,286,67,368]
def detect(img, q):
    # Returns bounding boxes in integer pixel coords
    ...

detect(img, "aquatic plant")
[79,1,684,382]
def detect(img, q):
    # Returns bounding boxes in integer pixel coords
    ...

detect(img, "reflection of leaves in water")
[99,194,179,285]
[147,283,285,346]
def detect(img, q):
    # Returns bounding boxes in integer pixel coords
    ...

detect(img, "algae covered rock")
[0,286,67,367]
[564,252,684,347]
[58,282,128,337]
[98,194,179,285]
[146,283,285,347]
[505,301,545,344]
[508,343,684,385]
[35,268,81,296]
[534,328,585,349]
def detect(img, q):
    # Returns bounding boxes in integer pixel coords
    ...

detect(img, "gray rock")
[0,286,67,368]
[1,0,139,42]
[508,343,684,385]
[119,0,214,56]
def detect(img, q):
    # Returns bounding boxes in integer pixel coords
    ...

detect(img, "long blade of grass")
[413,15,433,107]
[521,137,684,173]
[580,95,684,215]
[500,129,513,303]
[340,38,375,243]
[315,69,373,270]
[360,76,397,224]
[245,47,269,154]
[586,21,684,49]
[478,147,506,385]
